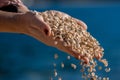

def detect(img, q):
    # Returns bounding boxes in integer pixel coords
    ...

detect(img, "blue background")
[0,2,120,80]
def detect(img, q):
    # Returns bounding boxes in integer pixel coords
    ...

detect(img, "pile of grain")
[38,10,110,80]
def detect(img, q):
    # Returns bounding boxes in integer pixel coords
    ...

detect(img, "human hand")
[0,0,29,13]
[38,10,88,60]
[24,10,88,60]
[12,11,51,37]
[35,10,102,64]
[12,10,102,63]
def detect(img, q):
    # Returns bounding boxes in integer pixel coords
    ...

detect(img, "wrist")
[12,12,29,34]
[0,11,22,33]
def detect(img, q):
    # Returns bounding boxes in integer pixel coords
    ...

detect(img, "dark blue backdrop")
[0,4,120,80]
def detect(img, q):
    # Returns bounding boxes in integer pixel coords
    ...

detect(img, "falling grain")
[61,62,64,68]
[54,54,58,59]
[39,10,110,80]
[71,63,77,69]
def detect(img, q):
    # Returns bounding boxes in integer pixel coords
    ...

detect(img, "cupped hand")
[42,11,88,59]
[23,10,88,60]
[15,11,51,36]
[15,10,88,60]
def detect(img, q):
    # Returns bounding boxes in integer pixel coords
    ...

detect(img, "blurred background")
[0,0,120,80]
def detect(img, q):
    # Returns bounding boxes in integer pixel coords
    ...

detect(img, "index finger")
[74,18,87,30]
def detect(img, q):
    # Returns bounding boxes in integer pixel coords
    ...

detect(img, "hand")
[42,11,87,59]
[43,11,103,62]
[0,9,87,60]
[24,10,88,60]
[0,0,29,13]
[46,10,87,30]
[15,11,51,36]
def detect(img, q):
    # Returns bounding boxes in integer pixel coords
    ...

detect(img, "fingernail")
[80,20,87,30]
[44,26,51,36]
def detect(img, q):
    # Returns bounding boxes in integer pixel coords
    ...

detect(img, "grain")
[54,70,57,77]
[58,77,62,80]
[105,67,111,72]
[53,63,56,67]
[99,59,108,67]
[103,77,106,80]
[61,62,64,68]
[54,41,58,45]
[40,10,104,61]
[80,68,85,72]
[50,77,53,80]
[98,77,102,80]
[98,66,102,70]
[54,54,58,59]
[106,77,109,80]
[67,56,71,60]
[71,63,77,69]
[39,10,110,80]
[91,72,95,77]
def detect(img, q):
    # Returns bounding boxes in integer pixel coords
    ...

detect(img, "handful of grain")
[39,10,109,79]
[40,10,104,63]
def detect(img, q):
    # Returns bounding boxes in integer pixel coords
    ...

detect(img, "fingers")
[66,47,81,59]
[24,11,51,36]
[39,21,51,36]
[17,4,29,13]
[65,47,90,64]
[74,18,87,30]
[49,10,87,30]
[33,12,51,36]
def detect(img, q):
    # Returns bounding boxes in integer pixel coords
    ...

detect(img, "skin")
[0,10,51,34]
[0,0,88,59]
[0,0,29,12]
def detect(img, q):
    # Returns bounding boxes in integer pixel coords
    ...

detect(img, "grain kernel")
[71,63,77,69]
[61,62,64,68]
[105,67,111,72]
